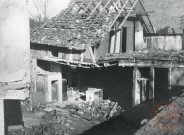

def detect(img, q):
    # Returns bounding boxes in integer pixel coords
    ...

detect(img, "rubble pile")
[98,49,184,62]
[135,96,184,135]
[9,100,121,135]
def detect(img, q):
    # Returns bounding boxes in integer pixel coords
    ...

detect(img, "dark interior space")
[4,100,23,135]
[78,67,133,111]
[122,27,127,53]
[155,68,169,103]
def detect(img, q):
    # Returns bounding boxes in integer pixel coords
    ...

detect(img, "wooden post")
[88,46,96,63]
[47,77,52,102]
[30,59,37,109]
[133,67,141,107]
[58,73,63,103]
[168,67,172,99]
[142,79,148,102]
[115,30,121,53]
[149,66,155,105]
[0,99,4,135]
[68,50,73,61]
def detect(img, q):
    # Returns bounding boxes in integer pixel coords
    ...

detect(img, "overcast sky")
[29,0,71,20]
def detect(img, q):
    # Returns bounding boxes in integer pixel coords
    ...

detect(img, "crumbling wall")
[146,35,182,50]
[0,0,30,83]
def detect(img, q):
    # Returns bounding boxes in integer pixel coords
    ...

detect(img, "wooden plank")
[80,52,84,62]
[115,30,121,53]
[88,46,96,63]
[110,32,115,53]
[133,67,141,107]
[120,28,123,52]
[149,66,155,105]
[0,99,4,135]
[126,27,134,52]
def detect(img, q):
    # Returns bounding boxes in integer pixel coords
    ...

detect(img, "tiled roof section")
[31,0,153,50]
[98,49,184,63]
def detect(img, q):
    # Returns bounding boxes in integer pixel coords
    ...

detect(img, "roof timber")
[31,0,155,51]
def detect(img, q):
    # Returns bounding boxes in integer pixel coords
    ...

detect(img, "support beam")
[133,67,141,107]
[0,99,4,135]
[149,66,155,105]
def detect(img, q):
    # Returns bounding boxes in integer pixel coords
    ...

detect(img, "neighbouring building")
[0,0,30,134]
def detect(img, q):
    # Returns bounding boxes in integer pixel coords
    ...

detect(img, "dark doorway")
[121,27,127,52]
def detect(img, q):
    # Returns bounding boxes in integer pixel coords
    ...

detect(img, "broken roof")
[30,0,154,50]
[98,49,184,67]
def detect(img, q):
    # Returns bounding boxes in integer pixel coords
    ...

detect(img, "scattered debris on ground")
[135,96,184,135]
[8,100,121,135]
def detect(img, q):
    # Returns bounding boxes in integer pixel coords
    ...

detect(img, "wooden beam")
[83,1,93,13]
[76,1,88,13]
[88,46,96,63]
[87,1,102,19]
[80,52,84,62]
[0,99,4,135]
[107,0,122,17]
[116,0,139,30]
[149,66,155,105]
[121,10,155,16]
[109,0,132,30]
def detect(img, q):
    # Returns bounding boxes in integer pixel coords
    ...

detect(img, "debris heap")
[9,100,121,135]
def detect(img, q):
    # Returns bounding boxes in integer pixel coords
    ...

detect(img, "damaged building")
[1,0,184,134]
[30,0,154,108]
[30,0,184,111]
